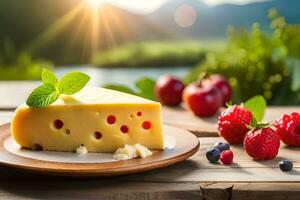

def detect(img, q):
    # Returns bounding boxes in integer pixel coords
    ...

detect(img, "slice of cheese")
[11,87,164,153]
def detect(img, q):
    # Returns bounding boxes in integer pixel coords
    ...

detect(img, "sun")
[86,0,104,9]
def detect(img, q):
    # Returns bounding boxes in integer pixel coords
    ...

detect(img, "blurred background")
[0,0,300,104]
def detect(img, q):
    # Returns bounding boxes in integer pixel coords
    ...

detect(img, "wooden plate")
[0,123,199,177]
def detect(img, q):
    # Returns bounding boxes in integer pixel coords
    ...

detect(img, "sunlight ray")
[28,3,84,53]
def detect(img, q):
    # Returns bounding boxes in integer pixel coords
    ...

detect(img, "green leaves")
[247,118,269,130]
[42,68,58,86]
[104,84,136,95]
[103,77,156,101]
[135,77,156,100]
[286,57,300,92]
[26,68,90,108]
[244,95,267,122]
[26,83,59,108]
[58,72,90,95]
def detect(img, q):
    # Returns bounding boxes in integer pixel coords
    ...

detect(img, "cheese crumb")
[134,144,152,158]
[113,144,152,160]
[76,145,88,155]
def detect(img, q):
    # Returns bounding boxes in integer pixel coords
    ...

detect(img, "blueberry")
[206,148,220,163]
[279,160,293,172]
[214,142,230,152]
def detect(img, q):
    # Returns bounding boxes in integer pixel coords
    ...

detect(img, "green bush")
[91,41,209,68]
[0,39,52,80]
[184,9,300,105]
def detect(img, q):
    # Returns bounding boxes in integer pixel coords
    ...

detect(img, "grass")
[0,40,52,80]
[91,40,226,68]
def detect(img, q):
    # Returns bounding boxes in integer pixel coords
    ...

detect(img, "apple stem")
[196,72,209,87]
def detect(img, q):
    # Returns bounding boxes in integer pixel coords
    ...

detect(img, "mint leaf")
[27,70,90,108]
[135,77,156,100]
[26,83,59,108]
[244,95,266,122]
[42,68,58,86]
[58,72,90,95]
[103,84,136,95]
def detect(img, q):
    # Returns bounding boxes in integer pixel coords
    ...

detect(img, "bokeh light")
[174,4,197,28]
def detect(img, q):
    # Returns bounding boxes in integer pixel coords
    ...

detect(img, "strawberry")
[244,122,280,160]
[274,112,300,146]
[218,105,253,144]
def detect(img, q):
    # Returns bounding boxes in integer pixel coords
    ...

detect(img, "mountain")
[0,0,172,65]
[1,0,300,65]
[147,0,300,38]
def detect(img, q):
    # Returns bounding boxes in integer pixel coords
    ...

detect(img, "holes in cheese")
[65,129,71,135]
[137,112,142,117]
[120,125,129,133]
[54,119,64,129]
[94,131,102,140]
[11,87,164,152]
[32,143,43,151]
[107,115,116,125]
[142,121,152,130]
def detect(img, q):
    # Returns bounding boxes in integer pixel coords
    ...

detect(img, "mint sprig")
[26,68,90,108]
[244,95,267,122]
[42,68,58,86]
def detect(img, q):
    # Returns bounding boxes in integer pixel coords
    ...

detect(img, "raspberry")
[220,150,234,165]
[274,112,300,146]
[218,105,253,144]
[244,127,280,160]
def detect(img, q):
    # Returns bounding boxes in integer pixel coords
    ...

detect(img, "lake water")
[54,66,189,87]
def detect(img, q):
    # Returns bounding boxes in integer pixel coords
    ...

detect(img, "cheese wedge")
[11,87,164,153]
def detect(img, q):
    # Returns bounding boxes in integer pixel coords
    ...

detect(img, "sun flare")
[86,0,104,9]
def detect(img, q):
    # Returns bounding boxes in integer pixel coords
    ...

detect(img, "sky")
[106,0,269,14]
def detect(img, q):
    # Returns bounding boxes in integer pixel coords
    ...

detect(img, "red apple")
[207,74,232,105]
[183,81,222,117]
[155,75,184,106]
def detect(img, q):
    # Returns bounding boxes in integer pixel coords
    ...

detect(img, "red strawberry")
[218,105,253,144]
[274,112,300,146]
[220,150,234,165]
[244,126,280,160]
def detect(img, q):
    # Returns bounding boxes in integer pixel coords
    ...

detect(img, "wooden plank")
[0,111,14,125]
[0,137,299,182]
[1,81,300,137]
[115,136,300,183]
[200,182,300,200]
[0,180,201,200]
[162,106,300,137]
[0,81,39,110]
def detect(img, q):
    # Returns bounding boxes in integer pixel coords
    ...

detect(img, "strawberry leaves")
[247,118,269,130]
[244,95,267,122]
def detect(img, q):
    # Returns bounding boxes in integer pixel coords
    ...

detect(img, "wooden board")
[0,136,299,200]
[0,111,13,125]
[0,123,199,177]
[162,106,300,137]
[115,137,300,183]
[1,81,300,138]
[1,136,297,182]
[0,81,38,110]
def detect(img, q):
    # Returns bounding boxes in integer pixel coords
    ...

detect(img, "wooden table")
[1,82,300,200]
